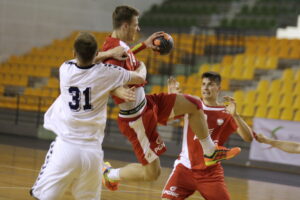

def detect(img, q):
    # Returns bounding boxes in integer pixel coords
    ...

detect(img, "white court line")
[0,165,38,172]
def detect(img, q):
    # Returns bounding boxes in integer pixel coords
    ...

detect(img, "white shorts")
[31,137,103,200]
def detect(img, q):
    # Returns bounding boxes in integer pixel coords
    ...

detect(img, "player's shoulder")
[97,62,124,72]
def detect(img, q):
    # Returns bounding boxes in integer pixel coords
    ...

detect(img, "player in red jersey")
[101,6,241,190]
[162,72,253,200]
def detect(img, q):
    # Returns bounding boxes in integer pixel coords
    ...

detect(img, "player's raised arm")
[224,96,253,142]
[127,61,146,85]
[131,31,165,54]
[94,46,128,63]
[256,134,300,154]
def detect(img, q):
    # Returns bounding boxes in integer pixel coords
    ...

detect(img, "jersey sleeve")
[229,116,238,131]
[103,64,131,91]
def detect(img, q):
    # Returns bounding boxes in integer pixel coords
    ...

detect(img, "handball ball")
[153,33,174,55]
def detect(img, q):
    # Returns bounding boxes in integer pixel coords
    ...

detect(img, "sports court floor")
[0,134,300,200]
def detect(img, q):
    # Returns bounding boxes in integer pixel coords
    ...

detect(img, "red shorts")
[118,93,177,165]
[162,163,230,200]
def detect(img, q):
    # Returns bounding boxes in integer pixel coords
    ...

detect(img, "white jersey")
[44,59,131,145]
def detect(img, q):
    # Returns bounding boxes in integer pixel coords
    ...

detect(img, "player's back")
[44,60,130,145]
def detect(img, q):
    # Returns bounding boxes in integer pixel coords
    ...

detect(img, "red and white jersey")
[44,59,131,145]
[102,36,146,115]
[177,99,238,170]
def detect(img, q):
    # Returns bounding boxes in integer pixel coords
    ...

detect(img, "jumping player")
[162,72,253,200]
[101,5,241,190]
[256,133,300,153]
[30,32,146,200]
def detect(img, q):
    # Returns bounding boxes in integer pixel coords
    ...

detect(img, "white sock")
[107,168,121,181]
[200,135,215,156]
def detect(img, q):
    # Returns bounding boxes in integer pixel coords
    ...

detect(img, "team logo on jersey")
[170,186,177,191]
[217,119,224,126]
[163,186,179,197]
[154,136,165,153]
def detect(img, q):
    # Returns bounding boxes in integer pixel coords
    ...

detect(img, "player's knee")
[143,167,161,181]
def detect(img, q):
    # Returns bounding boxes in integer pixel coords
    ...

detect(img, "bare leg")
[173,94,209,140]
[119,158,161,181]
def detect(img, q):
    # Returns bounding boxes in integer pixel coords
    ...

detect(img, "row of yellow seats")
[234,90,300,111]
[0,64,51,78]
[176,74,230,91]
[24,88,59,98]
[198,63,255,81]
[221,55,278,70]
[256,79,300,97]
[0,74,28,87]
[0,95,54,112]
[241,105,300,121]
[7,55,67,68]
[245,44,300,59]
[0,85,4,94]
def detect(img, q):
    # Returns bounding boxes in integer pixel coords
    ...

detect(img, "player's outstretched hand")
[167,76,181,94]
[110,46,128,61]
[144,31,165,51]
[223,96,237,116]
[111,86,136,102]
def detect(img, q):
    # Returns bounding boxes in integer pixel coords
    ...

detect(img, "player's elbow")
[128,73,145,85]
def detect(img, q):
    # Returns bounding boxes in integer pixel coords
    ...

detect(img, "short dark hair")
[113,5,139,29]
[74,32,98,64]
[201,71,222,85]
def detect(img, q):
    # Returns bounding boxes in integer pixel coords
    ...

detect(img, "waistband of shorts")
[118,98,146,118]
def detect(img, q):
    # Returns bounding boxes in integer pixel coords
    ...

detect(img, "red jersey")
[102,36,145,106]
[178,99,238,170]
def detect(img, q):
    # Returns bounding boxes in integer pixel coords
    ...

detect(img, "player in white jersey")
[30,32,146,200]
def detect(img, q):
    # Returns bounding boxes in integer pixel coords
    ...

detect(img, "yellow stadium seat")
[267,107,280,119]
[232,54,244,67]
[243,90,257,106]
[254,56,266,69]
[281,69,294,81]
[255,106,267,118]
[221,55,233,66]
[198,64,210,76]
[233,90,244,103]
[280,80,294,96]
[295,70,300,82]
[265,57,278,69]
[220,65,232,79]
[255,92,268,107]
[244,55,256,67]
[267,79,281,95]
[294,110,300,121]
[231,66,244,80]
[221,78,230,91]
[280,107,293,121]
[242,104,255,117]
[267,93,281,108]
[210,64,221,73]
[257,80,269,92]
[242,66,255,80]
[293,96,300,110]
[293,83,300,97]
[279,95,293,109]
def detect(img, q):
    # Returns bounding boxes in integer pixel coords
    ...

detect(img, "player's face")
[201,78,220,101]
[126,16,140,42]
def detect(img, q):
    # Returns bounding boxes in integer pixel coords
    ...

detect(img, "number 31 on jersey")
[68,87,92,111]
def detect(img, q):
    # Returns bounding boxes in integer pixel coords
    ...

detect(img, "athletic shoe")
[102,162,119,191]
[204,146,241,166]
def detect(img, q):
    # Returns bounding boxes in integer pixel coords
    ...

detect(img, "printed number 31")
[68,87,92,111]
